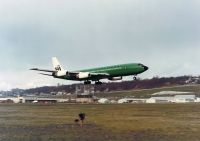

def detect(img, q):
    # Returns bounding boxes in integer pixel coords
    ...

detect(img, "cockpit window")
[138,63,143,66]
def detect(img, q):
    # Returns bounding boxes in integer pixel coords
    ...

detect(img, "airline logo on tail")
[52,57,64,72]
[55,65,62,71]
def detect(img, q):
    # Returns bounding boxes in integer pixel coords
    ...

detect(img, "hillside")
[1,76,200,97]
[23,76,200,94]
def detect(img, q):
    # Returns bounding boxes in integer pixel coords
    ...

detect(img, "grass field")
[0,103,200,141]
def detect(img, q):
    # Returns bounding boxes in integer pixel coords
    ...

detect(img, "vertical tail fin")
[52,57,64,71]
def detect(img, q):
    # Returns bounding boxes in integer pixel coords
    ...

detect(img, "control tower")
[75,85,94,103]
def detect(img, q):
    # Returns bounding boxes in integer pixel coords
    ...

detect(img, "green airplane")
[30,57,148,85]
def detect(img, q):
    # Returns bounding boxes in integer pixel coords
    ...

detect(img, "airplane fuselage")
[54,63,148,81]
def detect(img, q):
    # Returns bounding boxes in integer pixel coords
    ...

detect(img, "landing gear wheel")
[84,81,91,85]
[133,76,137,80]
[95,81,103,85]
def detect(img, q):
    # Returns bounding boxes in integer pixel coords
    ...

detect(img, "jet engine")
[54,71,67,77]
[76,72,91,79]
[108,76,122,80]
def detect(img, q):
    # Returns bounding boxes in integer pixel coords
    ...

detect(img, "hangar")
[0,96,25,103]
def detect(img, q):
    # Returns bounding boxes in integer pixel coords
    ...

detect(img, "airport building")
[174,95,196,103]
[25,97,69,103]
[98,98,110,104]
[196,98,200,102]
[0,95,25,103]
[146,97,174,103]
[146,95,197,103]
[118,98,147,103]
[117,93,199,104]
[75,85,94,103]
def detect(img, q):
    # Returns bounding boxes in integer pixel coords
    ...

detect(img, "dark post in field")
[79,113,86,127]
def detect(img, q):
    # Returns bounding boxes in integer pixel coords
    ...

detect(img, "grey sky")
[0,0,200,90]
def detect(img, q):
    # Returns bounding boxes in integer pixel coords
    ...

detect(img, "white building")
[119,98,147,103]
[146,95,196,103]
[110,100,117,104]
[0,96,25,103]
[195,97,200,102]
[25,97,69,103]
[98,98,110,104]
[118,98,128,104]
[146,97,174,103]
[174,95,196,103]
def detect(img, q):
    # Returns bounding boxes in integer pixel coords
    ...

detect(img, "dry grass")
[0,103,200,141]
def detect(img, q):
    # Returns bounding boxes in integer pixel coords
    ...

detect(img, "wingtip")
[30,68,38,70]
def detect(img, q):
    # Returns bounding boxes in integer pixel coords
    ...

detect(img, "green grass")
[0,103,200,141]
[95,84,200,98]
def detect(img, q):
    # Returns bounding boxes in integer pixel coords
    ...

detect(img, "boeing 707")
[30,57,148,85]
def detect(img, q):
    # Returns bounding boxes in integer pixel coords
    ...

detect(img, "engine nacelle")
[76,72,91,79]
[55,71,67,77]
[108,76,122,81]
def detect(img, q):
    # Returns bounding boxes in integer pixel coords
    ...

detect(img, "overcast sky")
[0,0,200,90]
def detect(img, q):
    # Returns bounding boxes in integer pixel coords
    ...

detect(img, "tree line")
[23,76,200,95]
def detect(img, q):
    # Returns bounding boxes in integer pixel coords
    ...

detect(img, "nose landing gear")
[95,81,103,85]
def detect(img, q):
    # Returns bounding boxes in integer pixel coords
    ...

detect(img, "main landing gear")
[83,81,103,85]
[84,81,91,85]
[133,76,137,80]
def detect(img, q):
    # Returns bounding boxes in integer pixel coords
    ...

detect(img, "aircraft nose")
[143,65,148,71]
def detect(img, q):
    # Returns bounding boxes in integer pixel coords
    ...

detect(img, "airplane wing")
[38,73,53,76]
[30,67,110,79]
[30,68,55,73]
[66,72,110,78]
